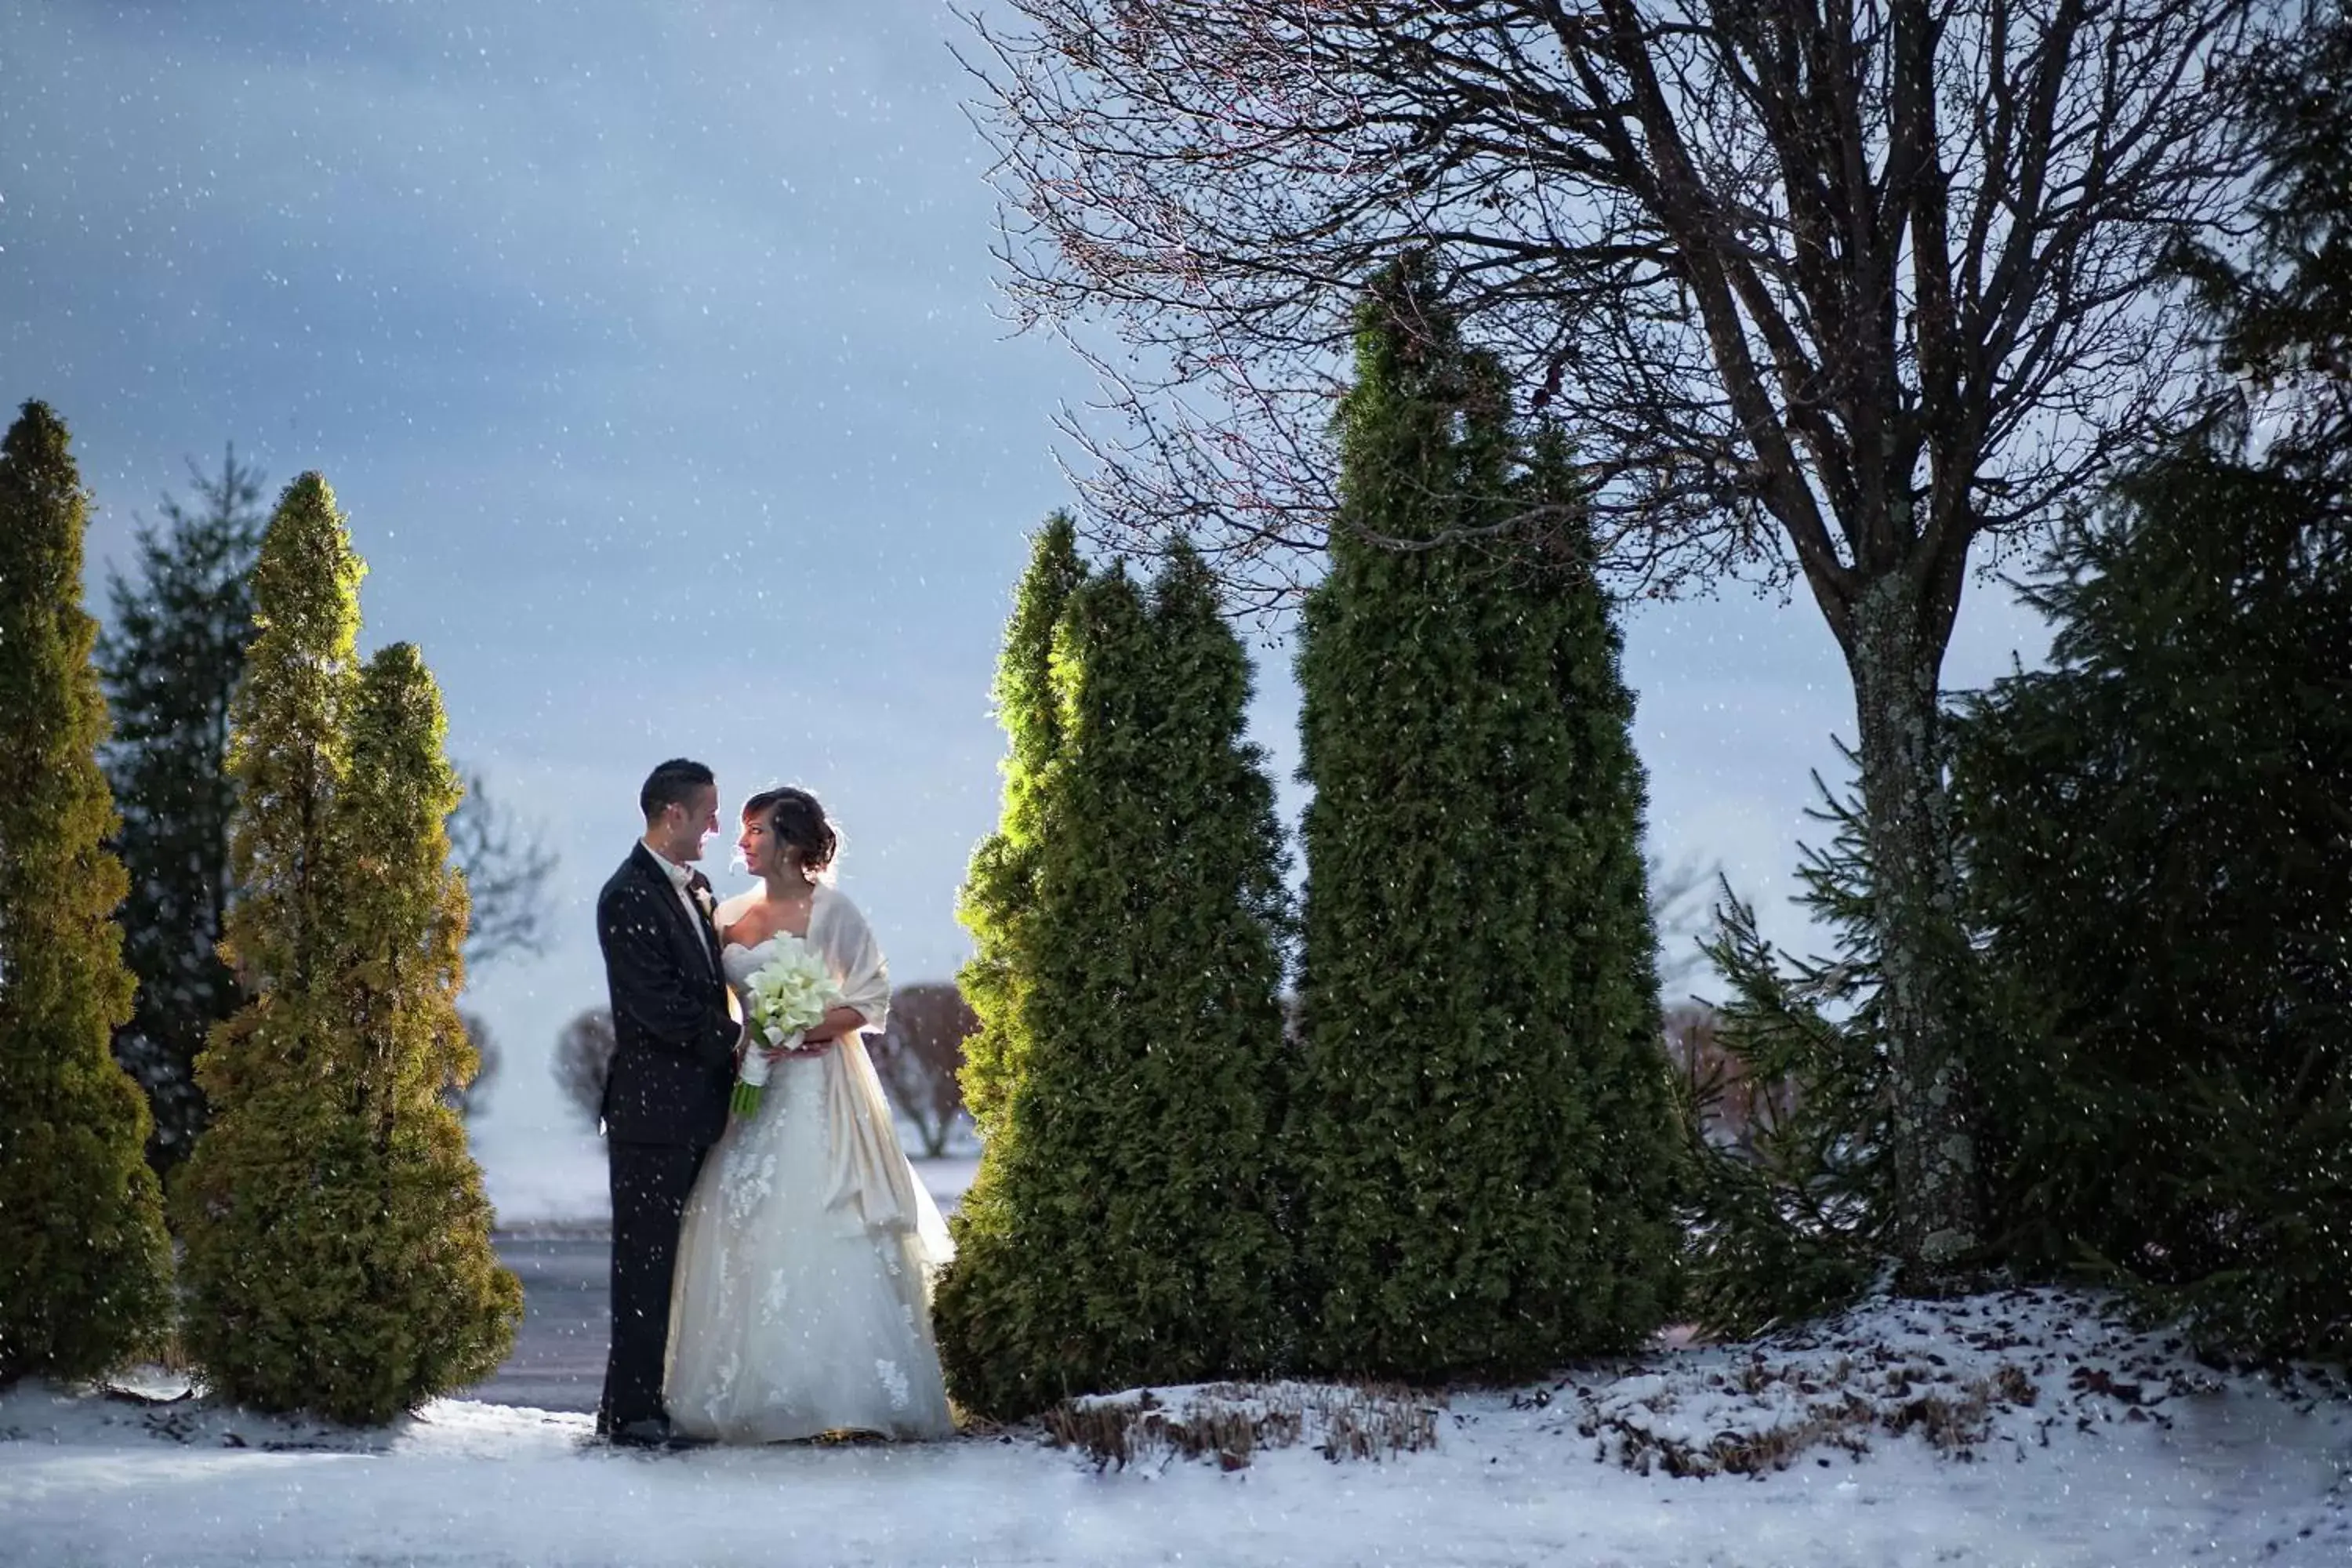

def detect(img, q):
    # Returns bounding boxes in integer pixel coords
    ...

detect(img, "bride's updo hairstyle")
[743,786,838,880]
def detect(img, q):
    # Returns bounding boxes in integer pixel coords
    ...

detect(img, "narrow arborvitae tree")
[97,446,267,1176]
[176,474,518,1422]
[950,513,1087,1139]
[325,642,520,1414]
[176,471,368,1410]
[1289,266,1681,1381]
[0,401,174,1386]
[934,517,1087,1410]
[937,551,1294,1417]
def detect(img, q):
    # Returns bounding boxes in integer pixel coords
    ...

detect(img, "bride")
[662,786,955,1443]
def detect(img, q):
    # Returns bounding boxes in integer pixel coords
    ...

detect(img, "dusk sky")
[5,1,2046,1203]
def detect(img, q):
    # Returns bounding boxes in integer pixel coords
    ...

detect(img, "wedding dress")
[663,883,955,1443]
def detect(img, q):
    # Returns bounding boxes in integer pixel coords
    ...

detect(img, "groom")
[594,757,742,1447]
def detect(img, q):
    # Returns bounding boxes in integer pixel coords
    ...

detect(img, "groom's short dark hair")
[640,758,715,822]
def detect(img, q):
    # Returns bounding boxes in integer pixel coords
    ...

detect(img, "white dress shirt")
[644,840,714,969]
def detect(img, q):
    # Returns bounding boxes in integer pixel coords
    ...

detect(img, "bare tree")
[1663,1000,1796,1154]
[1648,851,1718,994]
[871,982,977,1159]
[434,768,557,1120]
[960,0,2279,1272]
[551,1007,616,1130]
[448,768,558,974]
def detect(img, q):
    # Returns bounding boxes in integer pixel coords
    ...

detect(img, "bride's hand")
[758,1033,833,1064]
[764,1005,861,1060]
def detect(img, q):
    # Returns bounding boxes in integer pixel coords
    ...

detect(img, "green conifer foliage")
[953,513,1087,1137]
[175,475,519,1421]
[935,517,1086,1414]
[1955,445,2352,1363]
[937,550,1294,1418]
[1290,265,1682,1380]
[331,643,520,1408]
[97,448,267,1174]
[0,401,175,1385]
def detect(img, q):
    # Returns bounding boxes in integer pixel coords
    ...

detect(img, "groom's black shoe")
[607,1417,676,1449]
[608,1416,713,1452]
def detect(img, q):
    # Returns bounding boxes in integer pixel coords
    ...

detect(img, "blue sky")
[4,2,2047,1173]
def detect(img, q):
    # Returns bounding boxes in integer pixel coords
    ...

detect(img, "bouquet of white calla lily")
[731,935,842,1116]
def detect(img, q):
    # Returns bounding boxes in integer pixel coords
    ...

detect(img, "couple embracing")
[593,759,954,1449]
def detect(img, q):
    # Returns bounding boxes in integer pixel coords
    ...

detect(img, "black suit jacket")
[596,844,739,1147]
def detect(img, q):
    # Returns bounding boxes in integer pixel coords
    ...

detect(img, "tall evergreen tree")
[1946,0,2352,1367]
[1954,443,2352,1364]
[97,446,267,1174]
[934,517,1086,1414]
[949,514,1087,1140]
[1290,264,1681,1380]
[175,474,519,1422]
[331,641,521,1406]
[0,401,174,1385]
[937,551,1294,1418]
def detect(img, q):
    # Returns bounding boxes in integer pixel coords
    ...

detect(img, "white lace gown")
[663,884,955,1443]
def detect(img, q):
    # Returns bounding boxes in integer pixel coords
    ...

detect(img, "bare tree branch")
[448,767,558,974]
[960,0,2274,641]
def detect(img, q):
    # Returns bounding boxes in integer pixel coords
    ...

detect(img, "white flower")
[738,935,841,1083]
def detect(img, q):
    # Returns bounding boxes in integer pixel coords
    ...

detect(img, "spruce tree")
[2173,0,2352,387]
[1954,444,2352,1363]
[1945,2,2352,1366]
[0,401,174,1385]
[97,447,267,1174]
[937,551,1293,1417]
[1290,264,1682,1380]
[176,474,519,1421]
[1672,776,1909,1338]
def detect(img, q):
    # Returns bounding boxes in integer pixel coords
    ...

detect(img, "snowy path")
[5,1291,2345,1567]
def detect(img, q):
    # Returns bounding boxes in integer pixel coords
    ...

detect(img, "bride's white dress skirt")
[663,915,954,1444]
[665,1051,953,1442]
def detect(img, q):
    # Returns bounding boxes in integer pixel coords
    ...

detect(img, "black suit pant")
[599,1138,710,1432]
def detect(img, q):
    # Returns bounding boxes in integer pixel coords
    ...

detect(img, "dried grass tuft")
[1044,1381,1442,1472]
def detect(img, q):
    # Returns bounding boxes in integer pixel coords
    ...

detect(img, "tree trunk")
[1845,572,1982,1274]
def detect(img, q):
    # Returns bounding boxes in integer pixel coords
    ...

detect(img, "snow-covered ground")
[4,1290,2343,1566]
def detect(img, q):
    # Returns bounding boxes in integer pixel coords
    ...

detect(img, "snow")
[3,1290,2343,1566]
